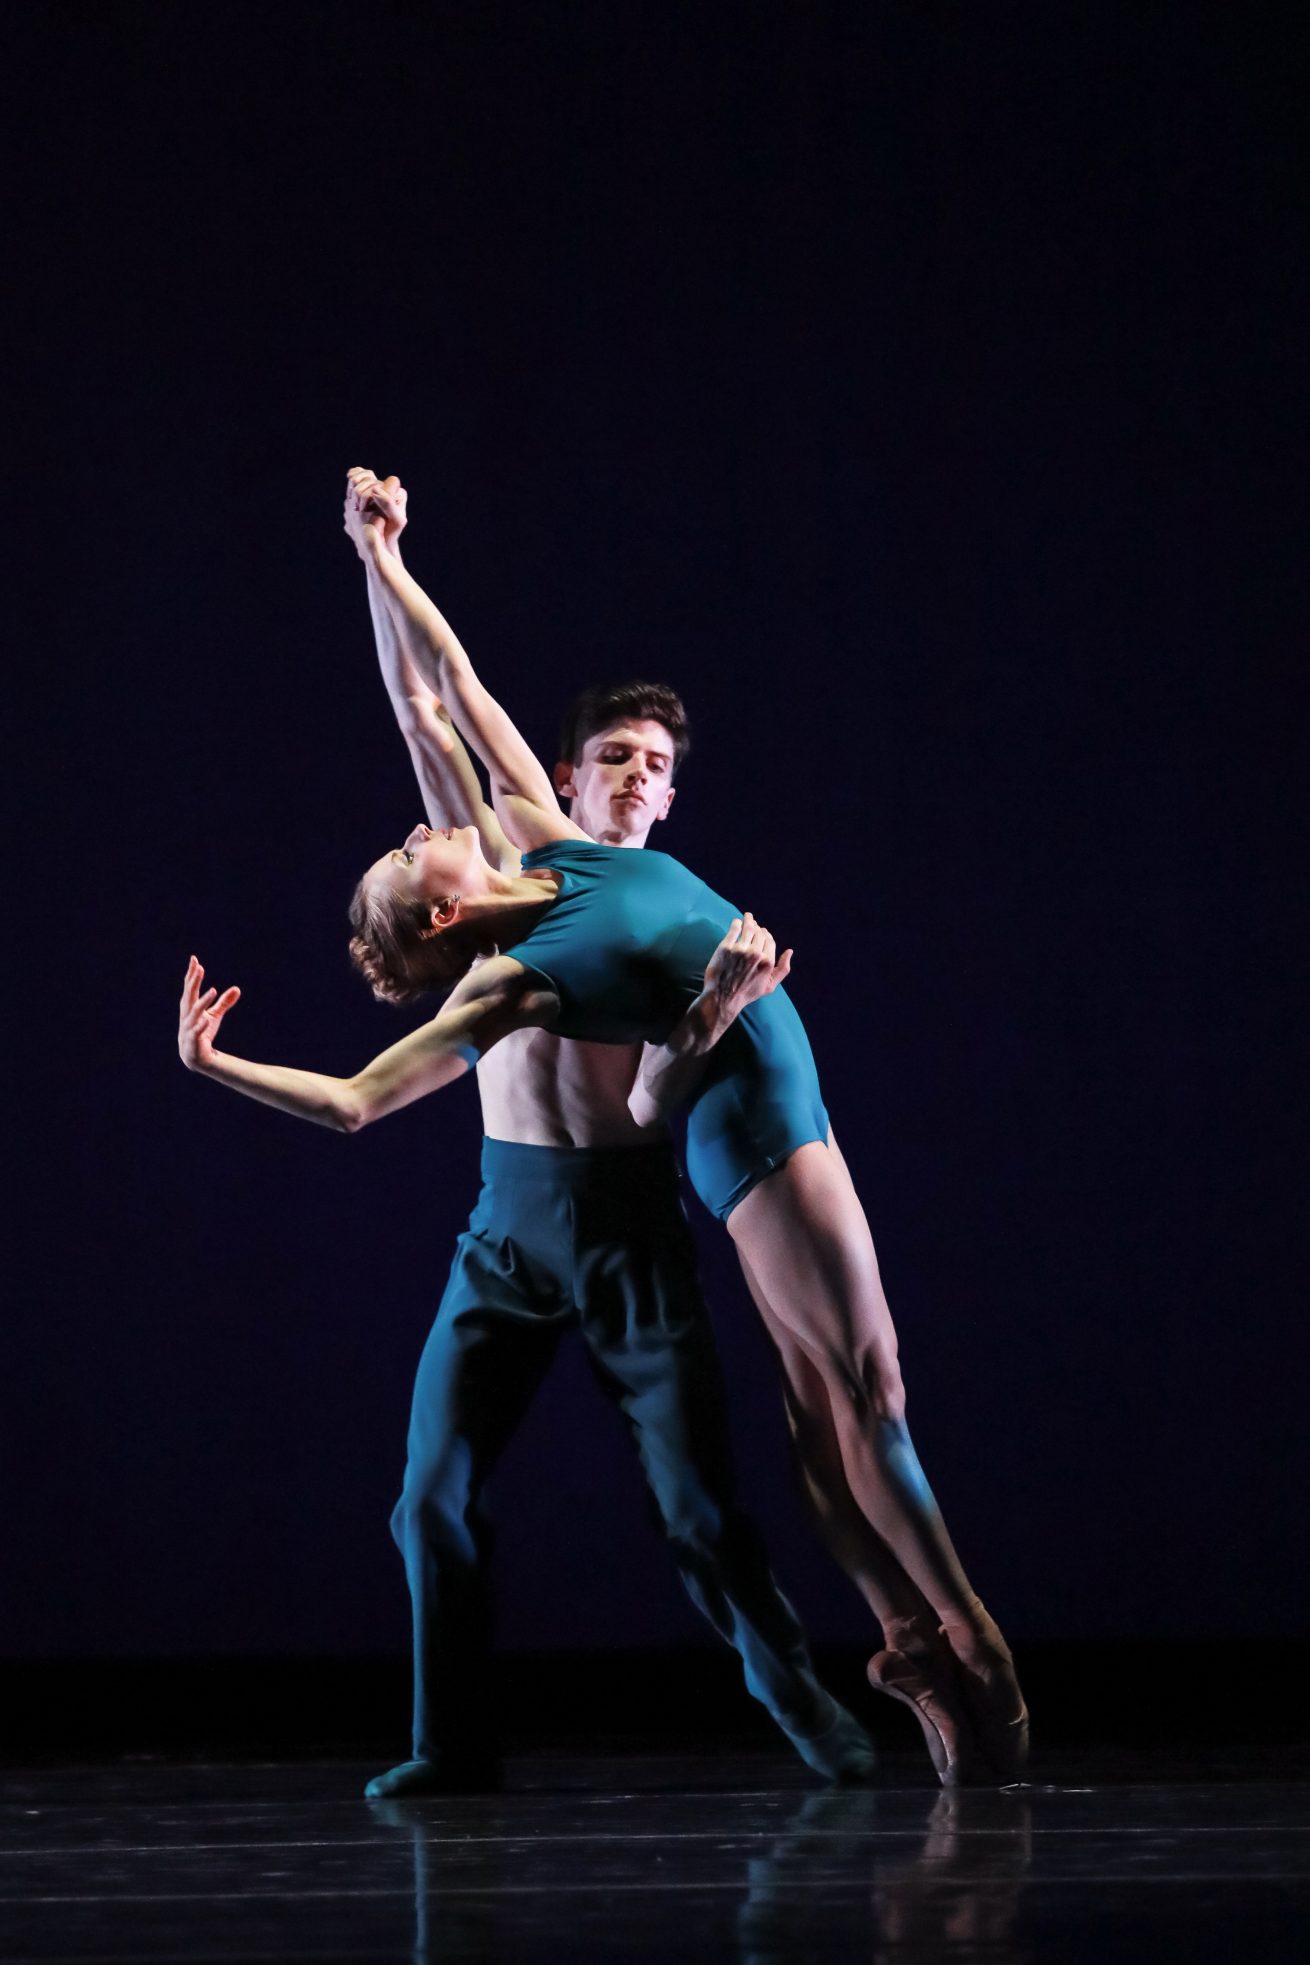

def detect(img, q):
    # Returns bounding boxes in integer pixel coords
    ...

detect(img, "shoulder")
[493,793,594,855]
[444,953,560,1029]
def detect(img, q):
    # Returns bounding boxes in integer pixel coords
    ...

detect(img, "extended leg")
[728,1142,1027,1776]
[734,1243,985,1783]
[734,1242,938,1649]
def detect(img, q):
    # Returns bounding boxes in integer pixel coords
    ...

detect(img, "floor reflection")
[368,1780,1035,1964]
[873,1789,1033,1960]
[367,1797,496,1964]
[737,1786,1033,1963]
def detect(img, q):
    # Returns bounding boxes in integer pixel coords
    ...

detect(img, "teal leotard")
[512,840,829,1220]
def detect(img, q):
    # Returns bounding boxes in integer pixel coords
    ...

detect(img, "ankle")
[880,1612,947,1660]
[938,1598,1012,1671]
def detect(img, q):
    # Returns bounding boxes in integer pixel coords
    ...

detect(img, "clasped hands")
[344,465,407,558]
[343,466,457,754]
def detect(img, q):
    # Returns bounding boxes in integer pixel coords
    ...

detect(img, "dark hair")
[558,681,690,776]
[347,875,493,1006]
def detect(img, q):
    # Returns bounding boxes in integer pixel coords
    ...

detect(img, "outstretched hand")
[178,956,241,1071]
[702,913,792,1029]
[344,466,408,560]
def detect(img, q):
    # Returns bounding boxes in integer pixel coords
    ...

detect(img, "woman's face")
[365,822,488,913]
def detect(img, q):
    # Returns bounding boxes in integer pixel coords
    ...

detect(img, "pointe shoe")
[867,1648,987,1788]
[955,1652,1030,1782]
[939,1601,1031,1782]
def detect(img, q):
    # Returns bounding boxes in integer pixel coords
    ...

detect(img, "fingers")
[195,983,240,1013]
[735,912,777,963]
[346,466,381,513]
[716,916,785,969]
[345,467,404,514]
[181,959,238,1018]
[200,982,240,1011]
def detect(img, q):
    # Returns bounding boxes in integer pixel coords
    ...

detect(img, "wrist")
[684,990,731,1052]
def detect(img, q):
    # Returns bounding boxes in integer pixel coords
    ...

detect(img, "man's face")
[555,719,677,846]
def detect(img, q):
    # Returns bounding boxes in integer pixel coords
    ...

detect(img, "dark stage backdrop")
[5,2,1304,1664]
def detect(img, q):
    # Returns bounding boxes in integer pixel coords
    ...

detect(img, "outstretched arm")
[353,479,583,852]
[628,915,793,1129]
[178,954,547,1133]
[344,470,517,870]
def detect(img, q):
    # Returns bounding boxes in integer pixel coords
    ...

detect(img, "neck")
[486,864,560,899]
[460,866,562,948]
[573,809,653,849]
[591,826,649,847]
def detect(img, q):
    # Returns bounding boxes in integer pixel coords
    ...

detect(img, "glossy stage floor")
[4,1746,1309,1963]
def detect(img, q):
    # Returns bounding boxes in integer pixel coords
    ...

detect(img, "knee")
[657,1477,728,1560]
[390,1442,478,1556]
[829,1342,906,1427]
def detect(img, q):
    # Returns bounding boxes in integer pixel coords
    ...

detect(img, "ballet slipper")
[363,1753,504,1799]
[778,1689,879,1784]
[867,1648,987,1788]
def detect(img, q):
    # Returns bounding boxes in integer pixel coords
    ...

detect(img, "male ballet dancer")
[345,469,876,1797]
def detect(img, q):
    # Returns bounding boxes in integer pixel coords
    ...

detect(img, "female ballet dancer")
[179,474,1028,1783]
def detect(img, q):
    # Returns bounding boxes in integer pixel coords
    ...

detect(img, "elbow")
[437,646,472,687]
[336,1089,372,1135]
[627,1088,660,1131]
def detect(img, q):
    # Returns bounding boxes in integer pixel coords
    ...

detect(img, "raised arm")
[344,470,517,871]
[352,475,583,852]
[178,954,548,1133]
[628,915,793,1129]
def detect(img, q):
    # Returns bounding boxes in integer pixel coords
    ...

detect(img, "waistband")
[479,1135,681,1190]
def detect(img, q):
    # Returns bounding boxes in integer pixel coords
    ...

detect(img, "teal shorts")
[684,994,830,1220]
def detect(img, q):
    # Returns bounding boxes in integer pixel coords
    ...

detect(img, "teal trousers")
[391,1138,833,1760]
